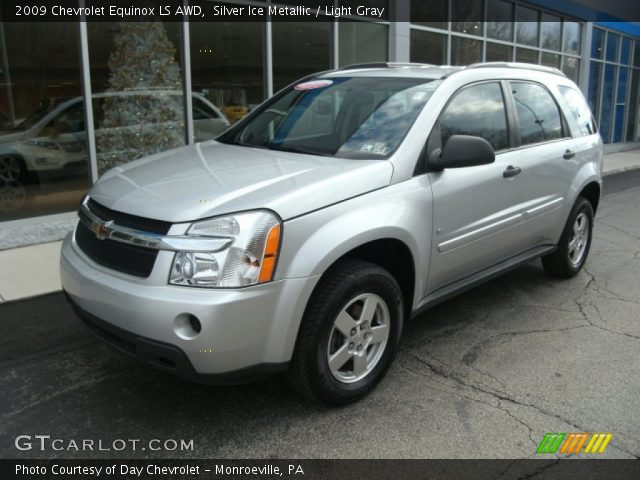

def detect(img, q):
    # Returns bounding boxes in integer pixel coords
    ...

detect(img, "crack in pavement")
[398,349,640,459]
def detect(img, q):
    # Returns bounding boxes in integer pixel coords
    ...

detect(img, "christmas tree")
[96,22,184,175]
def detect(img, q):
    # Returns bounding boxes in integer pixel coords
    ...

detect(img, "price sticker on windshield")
[295,79,333,91]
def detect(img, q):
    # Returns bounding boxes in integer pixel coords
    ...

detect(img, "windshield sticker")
[360,143,390,155]
[294,79,334,91]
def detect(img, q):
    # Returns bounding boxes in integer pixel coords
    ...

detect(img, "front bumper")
[60,231,319,382]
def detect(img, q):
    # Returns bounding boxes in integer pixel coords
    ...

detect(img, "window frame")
[504,79,571,149]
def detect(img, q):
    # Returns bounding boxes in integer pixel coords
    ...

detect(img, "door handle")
[563,149,576,160]
[503,166,522,178]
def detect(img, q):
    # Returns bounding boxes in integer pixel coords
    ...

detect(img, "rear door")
[505,81,576,247]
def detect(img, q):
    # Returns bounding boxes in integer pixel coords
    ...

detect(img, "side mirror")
[429,135,495,170]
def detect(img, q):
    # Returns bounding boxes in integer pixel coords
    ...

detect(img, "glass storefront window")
[620,37,632,65]
[516,47,538,64]
[599,64,617,143]
[540,14,561,51]
[606,32,620,62]
[452,0,484,37]
[88,22,185,177]
[516,6,540,47]
[541,52,560,68]
[588,61,602,116]
[411,0,447,29]
[634,41,640,67]
[486,0,514,41]
[626,70,639,141]
[563,22,581,55]
[451,37,482,66]
[272,22,330,91]
[591,28,605,59]
[410,30,446,65]
[562,57,580,83]
[0,22,89,222]
[486,42,513,62]
[190,21,264,129]
[338,21,388,67]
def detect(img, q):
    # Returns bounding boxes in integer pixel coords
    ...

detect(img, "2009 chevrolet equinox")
[61,62,602,405]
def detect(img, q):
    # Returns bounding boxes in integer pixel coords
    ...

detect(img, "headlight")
[169,210,281,288]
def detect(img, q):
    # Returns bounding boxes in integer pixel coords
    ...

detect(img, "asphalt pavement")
[1,170,639,459]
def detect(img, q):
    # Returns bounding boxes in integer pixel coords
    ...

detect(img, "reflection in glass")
[339,22,388,67]
[591,28,604,59]
[486,42,513,62]
[587,61,602,116]
[516,6,539,47]
[410,30,446,65]
[89,22,185,176]
[451,37,482,66]
[452,0,484,37]
[438,82,509,151]
[563,22,581,55]
[411,0,447,29]
[620,38,632,65]
[558,86,596,136]
[516,47,538,64]
[486,0,514,41]
[0,22,89,222]
[599,64,617,143]
[540,14,561,51]
[626,70,639,141]
[510,82,563,145]
[220,77,439,160]
[541,52,560,68]
[273,22,330,91]
[562,57,580,83]
[191,21,264,129]
[606,32,620,62]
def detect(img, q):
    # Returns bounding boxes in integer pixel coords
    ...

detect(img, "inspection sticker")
[294,79,333,91]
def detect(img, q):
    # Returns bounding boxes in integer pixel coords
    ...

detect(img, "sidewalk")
[1,149,640,303]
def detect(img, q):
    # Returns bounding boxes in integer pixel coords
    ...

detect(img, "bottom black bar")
[1,459,639,480]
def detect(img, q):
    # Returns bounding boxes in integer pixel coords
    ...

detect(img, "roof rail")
[338,62,437,71]
[466,62,567,77]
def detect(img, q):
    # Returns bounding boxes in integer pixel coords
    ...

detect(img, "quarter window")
[510,82,563,145]
[438,82,509,151]
[558,86,597,136]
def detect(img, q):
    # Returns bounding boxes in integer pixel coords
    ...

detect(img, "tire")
[287,259,404,406]
[542,197,594,278]
[0,155,26,182]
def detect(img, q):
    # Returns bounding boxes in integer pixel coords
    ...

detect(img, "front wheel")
[542,197,594,278]
[287,259,404,405]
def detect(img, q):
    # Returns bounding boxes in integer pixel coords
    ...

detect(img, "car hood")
[89,141,393,222]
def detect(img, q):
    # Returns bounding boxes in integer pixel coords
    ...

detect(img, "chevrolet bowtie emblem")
[95,220,114,240]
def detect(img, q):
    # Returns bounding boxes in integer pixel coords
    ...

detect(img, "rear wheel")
[287,259,404,405]
[0,155,26,182]
[542,197,594,278]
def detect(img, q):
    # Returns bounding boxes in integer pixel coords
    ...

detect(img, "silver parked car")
[61,63,603,405]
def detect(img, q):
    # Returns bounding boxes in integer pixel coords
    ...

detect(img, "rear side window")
[557,85,597,136]
[510,81,563,145]
[438,82,509,151]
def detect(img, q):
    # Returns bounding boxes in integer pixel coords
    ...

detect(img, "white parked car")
[0,91,229,182]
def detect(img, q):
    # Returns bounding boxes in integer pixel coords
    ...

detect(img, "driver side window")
[437,82,509,152]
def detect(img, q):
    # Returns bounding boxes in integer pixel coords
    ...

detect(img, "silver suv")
[61,63,603,405]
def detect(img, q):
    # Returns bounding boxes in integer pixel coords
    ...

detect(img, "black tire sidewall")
[303,263,404,404]
[559,198,594,274]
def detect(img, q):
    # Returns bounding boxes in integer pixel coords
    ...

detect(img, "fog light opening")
[173,313,202,340]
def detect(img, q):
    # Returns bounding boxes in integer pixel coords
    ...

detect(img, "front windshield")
[219,77,440,159]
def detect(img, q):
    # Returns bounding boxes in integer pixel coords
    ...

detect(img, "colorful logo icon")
[536,432,612,454]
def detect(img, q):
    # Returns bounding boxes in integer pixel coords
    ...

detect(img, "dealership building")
[0,0,639,246]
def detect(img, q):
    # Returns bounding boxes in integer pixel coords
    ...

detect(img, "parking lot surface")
[1,170,639,459]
